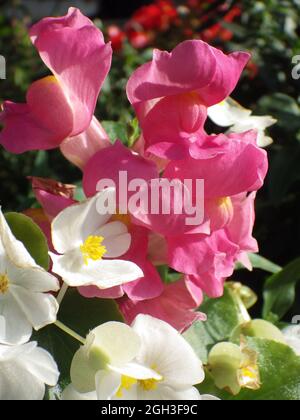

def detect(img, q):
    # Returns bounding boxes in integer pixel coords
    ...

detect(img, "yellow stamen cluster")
[116,376,137,398]
[116,373,162,398]
[0,273,9,294]
[80,235,107,265]
[139,378,159,392]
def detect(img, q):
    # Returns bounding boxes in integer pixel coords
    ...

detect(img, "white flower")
[283,325,300,356]
[63,315,217,401]
[49,188,143,289]
[0,209,59,345]
[208,97,276,148]
[0,340,59,400]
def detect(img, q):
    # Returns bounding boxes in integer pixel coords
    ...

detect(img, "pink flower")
[118,278,206,333]
[127,40,250,159]
[162,131,267,297]
[60,117,111,170]
[0,8,112,153]
[185,193,258,297]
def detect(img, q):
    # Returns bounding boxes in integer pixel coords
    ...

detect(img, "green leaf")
[5,212,49,270]
[249,253,282,273]
[33,289,124,388]
[102,120,128,144]
[184,286,243,363]
[263,257,300,321]
[199,338,300,400]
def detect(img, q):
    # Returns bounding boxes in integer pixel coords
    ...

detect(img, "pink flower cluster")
[0,8,268,332]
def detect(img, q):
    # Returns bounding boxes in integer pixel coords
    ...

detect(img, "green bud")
[208,342,261,396]
[208,342,243,395]
[231,319,286,344]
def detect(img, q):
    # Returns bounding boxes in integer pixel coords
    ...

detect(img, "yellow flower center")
[0,273,9,294]
[139,378,160,392]
[80,235,107,265]
[116,376,137,398]
[116,372,163,398]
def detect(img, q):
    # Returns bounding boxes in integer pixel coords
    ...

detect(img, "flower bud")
[230,319,286,344]
[208,342,261,395]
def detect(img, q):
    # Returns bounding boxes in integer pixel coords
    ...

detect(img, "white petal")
[71,346,97,393]
[0,359,45,400]
[208,98,251,127]
[20,345,59,386]
[283,325,300,356]
[95,370,121,400]
[109,362,162,380]
[8,261,59,292]
[201,394,220,400]
[0,293,32,345]
[132,315,205,388]
[51,190,115,254]
[96,221,128,238]
[137,385,202,400]
[90,322,141,366]
[9,284,58,330]
[50,252,143,288]
[62,384,97,400]
[103,233,131,258]
[0,342,55,400]
[0,209,37,268]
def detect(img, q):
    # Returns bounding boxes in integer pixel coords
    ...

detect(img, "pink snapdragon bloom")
[185,193,258,297]
[118,278,206,333]
[127,40,250,159]
[163,131,266,297]
[0,8,112,153]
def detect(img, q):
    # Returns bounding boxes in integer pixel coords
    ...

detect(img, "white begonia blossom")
[283,325,300,356]
[63,315,217,401]
[0,209,59,345]
[49,188,144,289]
[0,340,59,400]
[208,97,277,148]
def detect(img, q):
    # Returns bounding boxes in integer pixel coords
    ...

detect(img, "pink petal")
[197,49,250,106]
[0,77,73,153]
[127,40,250,109]
[30,7,112,136]
[141,93,207,160]
[118,279,205,333]
[78,285,124,299]
[127,40,217,106]
[60,116,111,169]
[30,177,77,219]
[225,192,259,253]
[83,141,158,198]
[122,225,164,301]
[164,131,268,199]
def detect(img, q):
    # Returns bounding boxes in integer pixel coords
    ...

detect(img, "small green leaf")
[249,253,282,274]
[184,286,244,363]
[5,212,49,270]
[263,257,300,321]
[102,120,128,144]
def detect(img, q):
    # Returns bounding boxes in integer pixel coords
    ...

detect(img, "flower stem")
[54,320,85,345]
[56,282,69,305]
